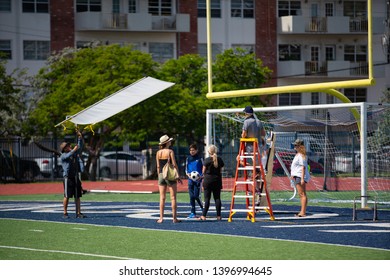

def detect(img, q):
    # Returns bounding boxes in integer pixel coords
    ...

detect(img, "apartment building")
[0,0,389,106]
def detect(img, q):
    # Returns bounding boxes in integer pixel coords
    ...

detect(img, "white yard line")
[0,245,138,260]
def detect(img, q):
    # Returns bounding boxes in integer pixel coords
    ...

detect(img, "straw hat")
[59,142,70,152]
[159,134,173,145]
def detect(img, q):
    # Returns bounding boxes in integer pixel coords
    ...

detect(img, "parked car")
[272,151,324,175]
[34,156,63,178]
[96,151,143,179]
[0,149,40,182]
[335,151,390,174]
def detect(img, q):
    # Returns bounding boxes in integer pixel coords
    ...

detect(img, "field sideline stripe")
[2,217,389,253]
[0,245,137,260]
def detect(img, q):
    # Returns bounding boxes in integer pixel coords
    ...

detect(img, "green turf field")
[0,219,388,260]
[1,193,389,260]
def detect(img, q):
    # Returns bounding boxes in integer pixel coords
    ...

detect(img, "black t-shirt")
[203,156,224,187]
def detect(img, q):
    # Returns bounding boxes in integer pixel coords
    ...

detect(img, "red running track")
[1,176,388,196]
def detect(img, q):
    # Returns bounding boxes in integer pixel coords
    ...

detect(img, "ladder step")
[238,166,262,171]
[250,206,270,210]
[232,206,271,212]
[233,195,253,198]
[239,156,260,159]
[235,181,254,185]
[235,180,264,184]
[231,209,256,213]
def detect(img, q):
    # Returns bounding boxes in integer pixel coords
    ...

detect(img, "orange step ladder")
[228,138,274,222]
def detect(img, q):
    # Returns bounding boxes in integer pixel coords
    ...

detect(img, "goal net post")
[206,102,390,208]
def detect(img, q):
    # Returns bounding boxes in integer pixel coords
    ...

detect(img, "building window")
[76,0,102,13]
[148,0,172,16]
[311,92,320,105]
[325,45,335,61]
[279,93,301,106]
[278,1,301,17]
[112,0,120,13]
[0,40,11,59]
[22,0,49,13]
[231,0,254,18]
[149,42,173,63]
[23,40,50,60]
[128,0,137,13]
[278,44,301,61]
[345,45,367,75]
[0,0,11,12]
[344,88,367,102]
[344,45,367,62]
[324,2,334,17]
[198,0,221,18]
[326,94,334,104]
[343,1,367,19]
[198,43,223,60]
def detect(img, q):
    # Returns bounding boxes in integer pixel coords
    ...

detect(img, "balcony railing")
[278,15,377,34]
[102,13,127,29]
[349,18,368,32]
[350,61,368,76]
[304,61,368,77]
[75,12,190,32]
[306,17,327,32]
[151,16,176,30]
[305,61,328,76]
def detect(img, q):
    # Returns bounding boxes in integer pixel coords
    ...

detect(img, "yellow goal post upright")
[204,0,378,208]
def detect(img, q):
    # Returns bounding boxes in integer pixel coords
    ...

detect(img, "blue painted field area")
[1,201,389,251]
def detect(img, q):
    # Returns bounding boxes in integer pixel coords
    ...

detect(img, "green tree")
[27,46,272,178]
[0,59,28,136]
[213,48,272,90]
[28,44,158,179]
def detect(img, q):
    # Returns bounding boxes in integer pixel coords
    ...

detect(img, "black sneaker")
[63,213,69,219]
[76,213,86,218]
[82,189,88,194]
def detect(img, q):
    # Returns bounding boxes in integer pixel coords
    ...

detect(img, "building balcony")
[75,12,190,32]
[278,16,383,34]
[278,60,369,78]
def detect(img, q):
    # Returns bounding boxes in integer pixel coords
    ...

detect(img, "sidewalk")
[0,180,190,196]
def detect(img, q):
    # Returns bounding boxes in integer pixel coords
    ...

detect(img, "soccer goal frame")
[206,102,390,207]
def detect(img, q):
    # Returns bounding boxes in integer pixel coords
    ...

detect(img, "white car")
[34,156,63,178]
[96,151,143,178]
[335,151,389,174]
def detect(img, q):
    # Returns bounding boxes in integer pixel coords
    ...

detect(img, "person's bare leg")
[157,185,167,223]
[296,183,307,216]
[63,197,69,214]
[169,184,180,223]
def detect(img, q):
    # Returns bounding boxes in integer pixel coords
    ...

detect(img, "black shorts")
[63,177,82,198]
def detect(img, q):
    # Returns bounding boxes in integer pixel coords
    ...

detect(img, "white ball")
[190,171,200,181]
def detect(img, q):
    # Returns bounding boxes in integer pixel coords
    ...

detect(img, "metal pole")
[361,102,368,208]
[206,0,213,94]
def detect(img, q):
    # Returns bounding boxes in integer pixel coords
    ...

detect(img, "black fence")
[0,137,192,183]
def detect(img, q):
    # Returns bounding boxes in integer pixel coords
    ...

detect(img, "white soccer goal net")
[206,102,390,207]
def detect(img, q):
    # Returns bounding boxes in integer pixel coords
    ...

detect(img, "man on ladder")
[238,105,266,203]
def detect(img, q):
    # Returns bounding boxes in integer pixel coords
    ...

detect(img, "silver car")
[97,151,143,179]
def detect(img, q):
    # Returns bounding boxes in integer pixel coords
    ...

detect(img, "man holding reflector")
[59,130,86,219]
